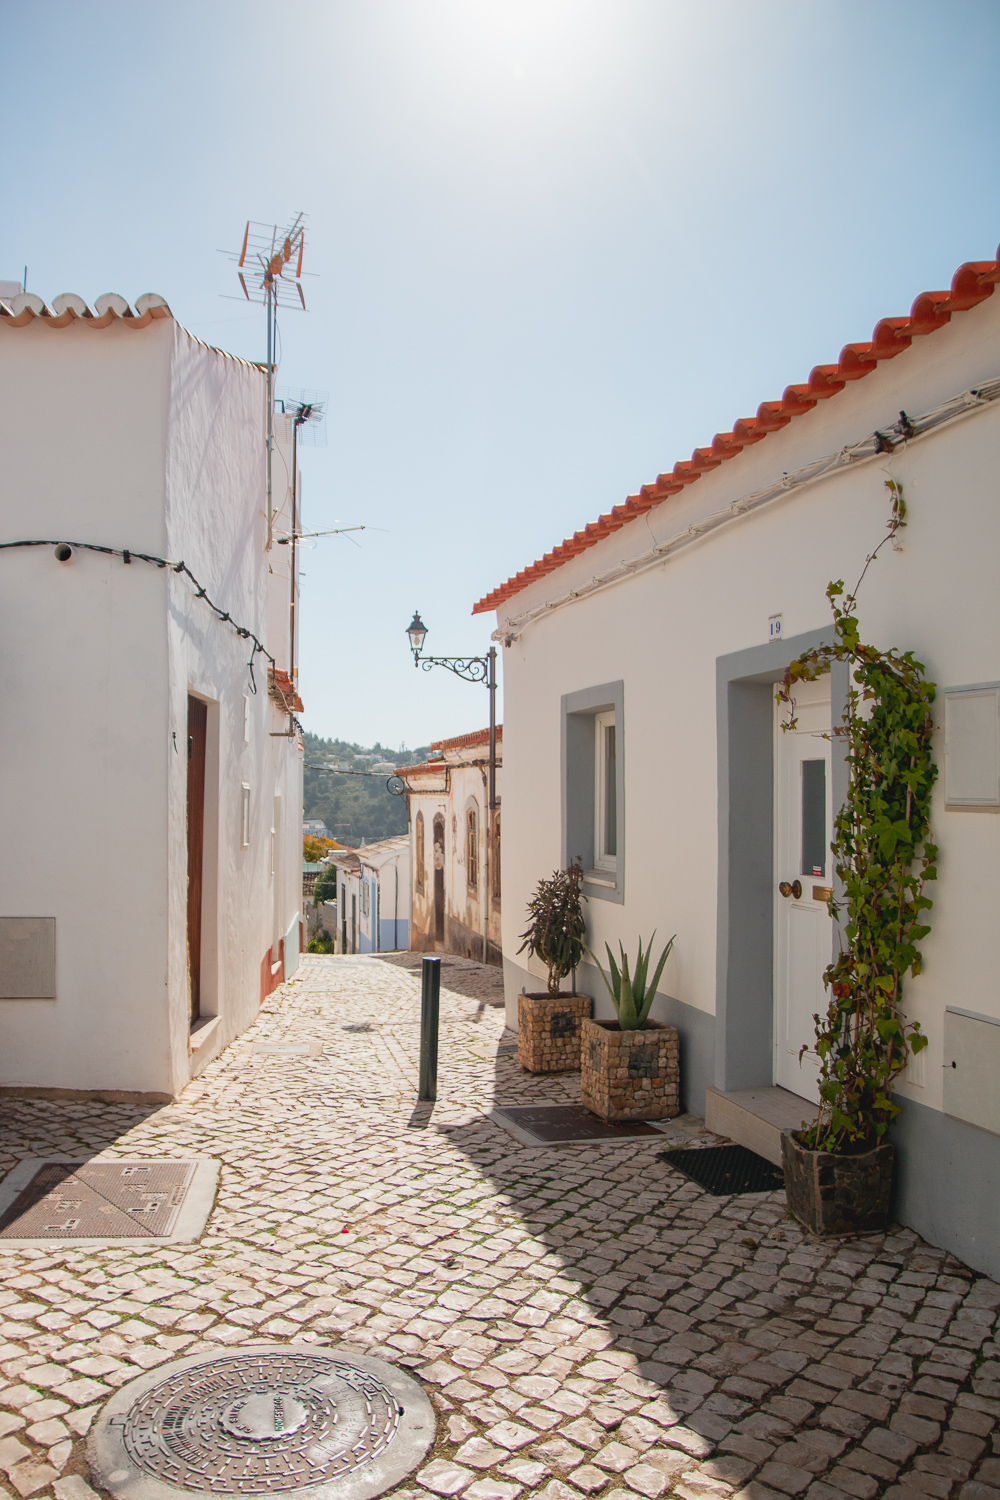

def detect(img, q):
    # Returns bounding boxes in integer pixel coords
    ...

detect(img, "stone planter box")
[782,1130,894,1237]
[580,1018,680,1121]
[517,993,592,1073]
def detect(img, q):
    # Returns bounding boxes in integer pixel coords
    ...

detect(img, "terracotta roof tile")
[0,291,172,329]
[473,247,1000,616]
[430,725,503,753]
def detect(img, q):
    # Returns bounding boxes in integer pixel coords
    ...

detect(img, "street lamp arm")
[403,619,498,964]
[415,653,490,685]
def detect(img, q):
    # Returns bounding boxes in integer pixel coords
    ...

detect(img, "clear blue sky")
[3,1,999,748]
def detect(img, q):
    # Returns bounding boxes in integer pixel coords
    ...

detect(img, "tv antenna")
[277,388,327,447]
[228,215,308,548]
[273,387,376,548]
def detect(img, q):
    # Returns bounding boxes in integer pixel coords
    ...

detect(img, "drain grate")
[0,1161,194,1238]
[0,1158,218,1245]
[659,1143,784,1195]
[493,1104,664,1144]
[89,1344,436,1500]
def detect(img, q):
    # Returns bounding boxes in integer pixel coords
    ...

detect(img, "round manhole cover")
[88,1345,436,1500]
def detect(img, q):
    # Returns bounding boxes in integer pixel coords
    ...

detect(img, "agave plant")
[587,932,676,1031]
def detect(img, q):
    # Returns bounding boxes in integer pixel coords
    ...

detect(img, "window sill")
[189,1015,221,1057]
[585,869,618,888]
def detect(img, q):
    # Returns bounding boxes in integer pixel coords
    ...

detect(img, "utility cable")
[0,537,302,727]
[491,376,1000,642]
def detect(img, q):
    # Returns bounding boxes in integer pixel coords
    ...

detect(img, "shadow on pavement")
[403,1015,958,1494]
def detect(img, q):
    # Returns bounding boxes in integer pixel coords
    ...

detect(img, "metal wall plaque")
[90,1346,435,1500]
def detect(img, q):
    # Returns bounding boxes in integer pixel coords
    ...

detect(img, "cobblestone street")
[0,955,996,1500]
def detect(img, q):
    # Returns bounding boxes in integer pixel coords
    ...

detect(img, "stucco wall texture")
[494,289,1000,1274]
[408,756,502,965]
[0,313,303,1097]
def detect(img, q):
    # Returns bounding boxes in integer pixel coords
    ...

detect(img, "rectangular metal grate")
[659,1143,785,1195]
[0,1161,196,1238]
[499,1104,663,1143]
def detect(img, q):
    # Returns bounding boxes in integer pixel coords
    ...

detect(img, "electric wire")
[490,376,1000,642]
[0,538,302,727]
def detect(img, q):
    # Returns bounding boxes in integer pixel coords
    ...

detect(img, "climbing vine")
[777,481,937,1154]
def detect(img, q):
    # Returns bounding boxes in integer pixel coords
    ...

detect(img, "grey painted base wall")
[502,955,715,1118]
[502,959,997,1279]
[891,1095,1000,1281]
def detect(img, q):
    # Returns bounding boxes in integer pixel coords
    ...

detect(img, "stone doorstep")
[704,1085,815,1167]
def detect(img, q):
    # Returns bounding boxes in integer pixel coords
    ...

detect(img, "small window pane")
[604,724,617,858]
[801,759,826,877]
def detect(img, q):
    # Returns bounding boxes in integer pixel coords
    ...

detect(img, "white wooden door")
[774,675,833,1103]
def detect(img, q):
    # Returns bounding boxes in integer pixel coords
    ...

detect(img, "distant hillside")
[302,732,430,848]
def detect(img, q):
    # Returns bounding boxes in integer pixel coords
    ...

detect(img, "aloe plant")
[586,932,676,1030]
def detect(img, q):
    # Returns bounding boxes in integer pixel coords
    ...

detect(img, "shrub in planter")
[516,862,591,1072]
[777,483,936,1236]
[582,934,679,1121]
[781,1133,894,1237]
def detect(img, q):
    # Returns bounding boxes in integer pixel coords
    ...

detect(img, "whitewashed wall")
[408,754,501,961]
[498,292,1000,1125]
[0,314,302,1097]
[164,324,302,1089]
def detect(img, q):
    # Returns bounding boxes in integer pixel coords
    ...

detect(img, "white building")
[331,836,410,954]
[303,819,332,839]
[0,288,304,1098]
[396,728,502,965]
[476,246,1000,1277]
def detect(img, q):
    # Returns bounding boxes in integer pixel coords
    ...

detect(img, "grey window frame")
[466,800,479,891]
[943,682,1000,810]
[561,680,625,905]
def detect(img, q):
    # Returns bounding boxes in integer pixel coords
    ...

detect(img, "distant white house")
[303,819,332,840]
[331,836,410,954]
[0,287,304,1098]
[396,727,502,965]
[476,246,1000,1278]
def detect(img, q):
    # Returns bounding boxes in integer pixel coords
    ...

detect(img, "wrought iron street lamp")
[404,611,498,962]
[406,611,428,656]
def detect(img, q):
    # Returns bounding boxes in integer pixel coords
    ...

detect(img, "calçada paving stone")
[0,954,990,1500]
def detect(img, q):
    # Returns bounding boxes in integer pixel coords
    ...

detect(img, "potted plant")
[581,933,679,1121]
[516,862,591,1072]
[778,483,936,1237]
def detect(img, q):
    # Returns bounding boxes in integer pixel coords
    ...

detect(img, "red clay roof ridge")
[430,725,503,753]
[473,247,1000,616]
[0,291,172,329]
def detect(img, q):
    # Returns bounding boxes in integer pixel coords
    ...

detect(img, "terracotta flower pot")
[517,993,592,1073]
[782,1130,894,1237]
[580,1018,680,1121]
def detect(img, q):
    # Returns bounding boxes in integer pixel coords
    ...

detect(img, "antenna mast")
[231,215,307,549]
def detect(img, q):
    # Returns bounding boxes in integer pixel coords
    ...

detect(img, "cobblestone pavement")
[0,955,995,1500]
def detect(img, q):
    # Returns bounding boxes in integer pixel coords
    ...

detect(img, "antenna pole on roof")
[266,282,274,548]
[229,214,308,549]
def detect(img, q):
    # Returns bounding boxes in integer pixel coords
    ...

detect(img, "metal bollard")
[418,957,441,1101]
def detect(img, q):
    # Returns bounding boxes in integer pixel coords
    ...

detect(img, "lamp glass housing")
[406,611,428,655]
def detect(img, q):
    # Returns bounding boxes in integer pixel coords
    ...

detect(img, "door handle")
[778,880,802,899]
